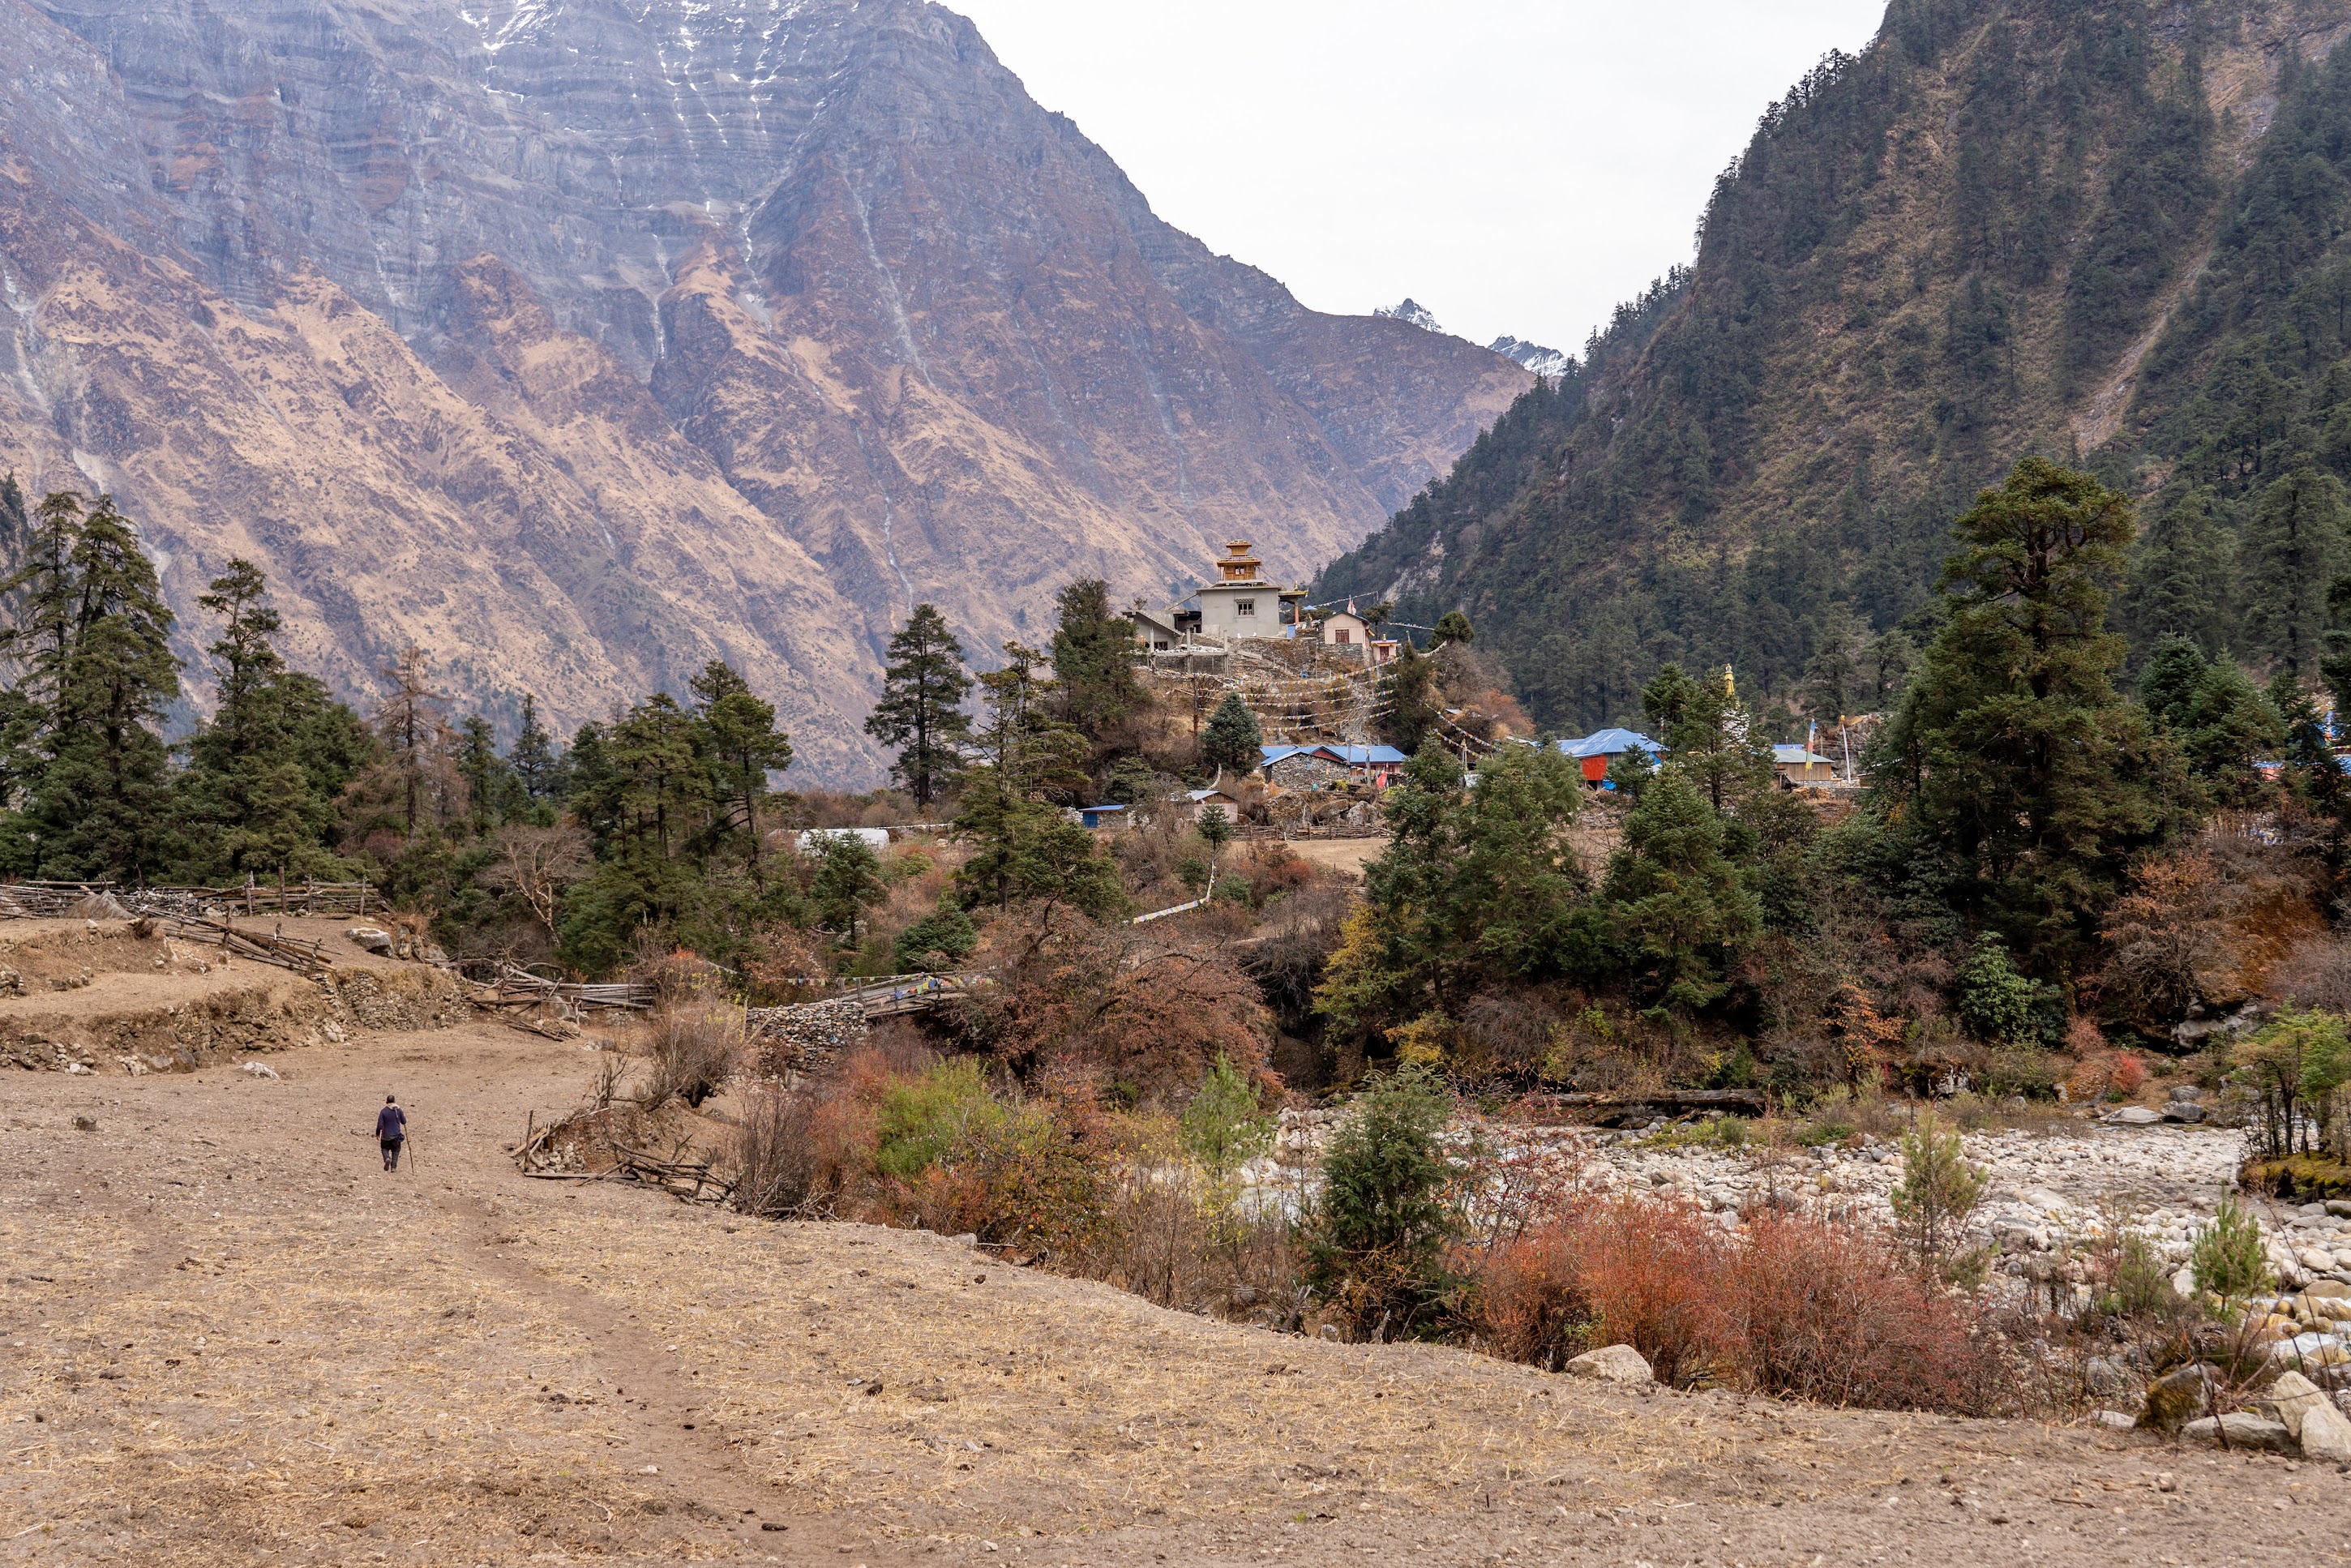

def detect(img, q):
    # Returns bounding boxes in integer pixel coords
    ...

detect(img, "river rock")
[2143,1364,2220,1432]
[2180,1413,2294,1452]
[1562,1345,1653,1385]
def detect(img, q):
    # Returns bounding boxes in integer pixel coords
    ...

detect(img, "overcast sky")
[949,0,1891,355]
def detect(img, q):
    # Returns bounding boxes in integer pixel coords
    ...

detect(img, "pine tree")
[173,559,357,884]
[1798,606,1870,722]
[2124,486,2233,658]
[368,645,463,843]
[1049,580,1146,744]
[455,714,519,834]
[4,495,182,880]
[1870,458,2173,967]
[1201,692,1262,777]
[509,694,559,801]
[2242,466,2345,680]
[1604,769,1762,1012]
[950,644,1118,916]
[863,603,972,812]
[1377,642,1441,753]
[691,660,793,885]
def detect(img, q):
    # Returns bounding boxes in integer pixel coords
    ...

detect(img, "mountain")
[1488,336,1574,378]
[1317,0,2351,732]
[1376,299,1448,333]
[0,0,1527,780]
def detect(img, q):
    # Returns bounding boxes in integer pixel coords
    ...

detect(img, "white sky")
[949,0,1891,355]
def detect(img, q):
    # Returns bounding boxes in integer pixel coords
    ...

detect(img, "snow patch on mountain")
[1375,298,1445,333]
[1488,336,1574,378]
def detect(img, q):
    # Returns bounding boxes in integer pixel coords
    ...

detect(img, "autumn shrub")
[1725,1208,2011,1412]
[640,999,743,1110]
[951,916,1277,1106]
[1552,1195,1728,1385]
[1455,1195,2012,1412]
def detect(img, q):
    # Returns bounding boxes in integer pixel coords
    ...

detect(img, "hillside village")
[19,0,2351,1562]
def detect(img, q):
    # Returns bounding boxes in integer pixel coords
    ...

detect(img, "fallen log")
[1528,1088,1769,1126]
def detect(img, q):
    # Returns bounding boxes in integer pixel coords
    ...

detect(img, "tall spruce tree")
[509,694,560,801]
[951,643,1116,915]
[0,494,182,880]
[1869,458,2173,970]
[864,603,972,812]
[691,660,793,885]
[173,559,358,884]
[2241,466,2345,680]
[1049,580,1146,744]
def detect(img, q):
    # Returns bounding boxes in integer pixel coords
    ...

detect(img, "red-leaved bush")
[1454,1197,2013,1414]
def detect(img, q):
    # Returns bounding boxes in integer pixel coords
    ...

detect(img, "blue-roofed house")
[1556,728,1664,786]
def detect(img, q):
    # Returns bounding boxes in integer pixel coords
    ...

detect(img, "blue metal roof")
[1772,744,1834,765]
[1557,728,1664,759]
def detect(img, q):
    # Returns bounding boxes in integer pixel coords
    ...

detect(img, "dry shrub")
[2266,935,2351,1013]
[955,915,1277,1106]
[2063,1048,2147,1103]
[730,1086,821,1217]
[739,924,833,1001]
[640,1000,743,1110]
[1454,1195,2014,1413]
[1726,1208,2011,1412]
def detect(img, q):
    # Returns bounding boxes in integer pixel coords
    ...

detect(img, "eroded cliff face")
[0,0,1526,778]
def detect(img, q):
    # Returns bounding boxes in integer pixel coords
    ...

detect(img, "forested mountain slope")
[1317,0,2351,732]
[0,0,1525,779]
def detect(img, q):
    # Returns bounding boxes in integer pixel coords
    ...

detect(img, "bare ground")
[4,1013,2349,1566]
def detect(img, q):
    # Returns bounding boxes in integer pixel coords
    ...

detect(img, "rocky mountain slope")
[0,0,1527,778]
[1317,0,2351,732]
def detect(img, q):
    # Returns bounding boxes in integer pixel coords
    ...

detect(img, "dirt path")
[4,1021,2349,1566]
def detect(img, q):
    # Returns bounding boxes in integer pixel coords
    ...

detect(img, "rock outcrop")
[0,0,1527,778]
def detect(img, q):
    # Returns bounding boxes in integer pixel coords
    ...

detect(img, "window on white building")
[1236,599,1256,616]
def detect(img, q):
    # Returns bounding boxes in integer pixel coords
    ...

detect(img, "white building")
[1128,542,1308,651]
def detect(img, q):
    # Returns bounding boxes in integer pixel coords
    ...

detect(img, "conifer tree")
[173,558,358,884]
[509,695,559,801]
[1201,692,1262,777]
[455,714,519,834]
[1379,642,1442,753]
[691,660,793,885]
[1870,458,2173,967]
[1604,769,1762,1013]
[368,645,464,843]
[863,603,972,812]
[2242,466,2345,680]
[0,494,182,880]
[1049,580,1146,744]
[951,644,1117,916]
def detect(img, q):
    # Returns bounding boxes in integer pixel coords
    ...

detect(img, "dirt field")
[5,1007,2349,1565]
[1281,838,1384,878]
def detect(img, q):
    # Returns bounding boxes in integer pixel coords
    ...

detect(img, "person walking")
[376,1094,408,1172]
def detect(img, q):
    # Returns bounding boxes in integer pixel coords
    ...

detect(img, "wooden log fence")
[475,963,653,1013]
[0,880,379,919]
[160,916,338,978]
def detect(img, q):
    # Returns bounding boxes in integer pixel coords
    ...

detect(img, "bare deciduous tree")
[481,820,593,933]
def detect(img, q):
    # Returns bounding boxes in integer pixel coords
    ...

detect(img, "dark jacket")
[375,1104,406,1141]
